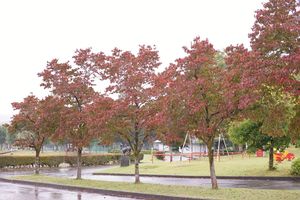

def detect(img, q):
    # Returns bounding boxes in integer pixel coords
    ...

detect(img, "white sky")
[0,0,266,124]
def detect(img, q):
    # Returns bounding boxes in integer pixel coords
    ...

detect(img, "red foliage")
[159,38,257,142]
[76,45,161,151]
[74,45,161,183]
[157,37,260,189]
[10,95,63,151]
[249,0,300,95]
[38,59,98,149]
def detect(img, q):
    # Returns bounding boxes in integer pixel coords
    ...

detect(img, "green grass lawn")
[101,147,300,176]
[12,175,300,200]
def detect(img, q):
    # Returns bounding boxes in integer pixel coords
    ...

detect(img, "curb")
[0,178,208,200]
[92,173,300,181]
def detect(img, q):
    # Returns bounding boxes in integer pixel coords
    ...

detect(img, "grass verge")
[11,175,300,200]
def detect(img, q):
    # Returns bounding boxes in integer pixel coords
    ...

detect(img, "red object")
[274,152,295,163]
[256,149,264,157]
[286,153,295,161]
[274,153,283,163]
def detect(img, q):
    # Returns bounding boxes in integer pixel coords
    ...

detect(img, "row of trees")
[8,0,299,189]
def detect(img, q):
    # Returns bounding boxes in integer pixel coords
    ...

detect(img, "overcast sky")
[0,0,266,124]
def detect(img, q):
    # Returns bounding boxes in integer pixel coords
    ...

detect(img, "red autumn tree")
[104,46,160,184]
[38,59,98,179]
[9,95,62,174]
[85,94,115,145]
[247,0,300,168]
[158,38,258,189]
[75,45,161,183]
[249,0,299,94]
[249,0,300,118]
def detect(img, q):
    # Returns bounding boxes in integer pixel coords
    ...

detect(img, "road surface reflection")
[0,182,139,200]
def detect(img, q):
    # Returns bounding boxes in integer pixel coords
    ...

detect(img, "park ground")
[99,147,300,177]
[7,147,300,200]
[6,147,300,177]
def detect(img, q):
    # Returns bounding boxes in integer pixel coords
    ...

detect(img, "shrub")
[0,153,144,168]
[295,139,300,148]
[291,158,300,175]
[0,154,122,168]
[40,156,64,167]
[0,156,35,168]
[155,151,165,160]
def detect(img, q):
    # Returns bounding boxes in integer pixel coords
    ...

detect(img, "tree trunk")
[170,145,173,162]
[134,155,140,184]
[35,149,41,175]
[269,141,274,170]
[76,147,82,179]
[207,142,218,189]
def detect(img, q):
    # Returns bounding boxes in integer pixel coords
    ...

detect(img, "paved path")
[88,174,300,190]
[1,166,300,190]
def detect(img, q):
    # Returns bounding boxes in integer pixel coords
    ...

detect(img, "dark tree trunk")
[269,141,274,170]
[133,120,141,184]
[35,149,41,175]
[170,145,173,162]
[207,142,218,189]
[76,147,82,179]
[134,155,140,183]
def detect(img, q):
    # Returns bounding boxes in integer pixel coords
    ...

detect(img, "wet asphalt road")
[85,174,300,190]
[0,181,138,200]
[1,166,299,190]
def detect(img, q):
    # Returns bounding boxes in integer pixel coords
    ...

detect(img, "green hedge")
[0,156,37,168]
[0,153,143,168]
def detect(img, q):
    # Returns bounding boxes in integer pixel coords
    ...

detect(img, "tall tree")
[246,0,300,165]
[38,59,97,179]
[75,45,161,183]
[158,38,256,189]
[9,95,62,174]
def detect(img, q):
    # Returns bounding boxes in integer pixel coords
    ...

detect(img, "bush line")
[0,154,143,168]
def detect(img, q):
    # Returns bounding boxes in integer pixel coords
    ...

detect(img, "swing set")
[151,133,242,163]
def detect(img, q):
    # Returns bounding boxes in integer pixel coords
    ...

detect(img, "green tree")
[0,125,7,150]
[229,119,290,162]
[229,86,297,170]
[241,86,296,170]
[6,129,16,149]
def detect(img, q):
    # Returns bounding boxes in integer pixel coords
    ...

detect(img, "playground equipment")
[177,132,231,162]
[256,149,265,157]
[216,133,230,161]
[179,133,194,161]
[151,133,242,163]
[274,151,295,163]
